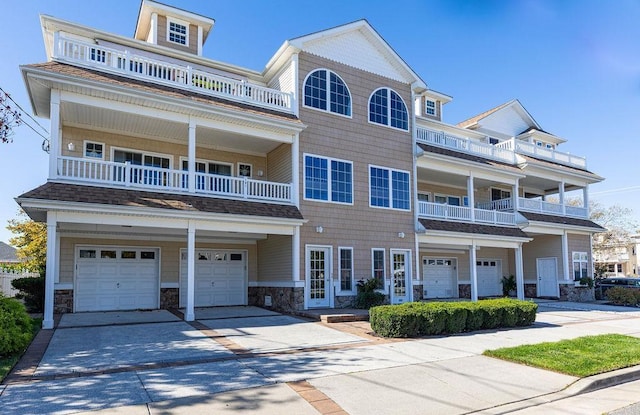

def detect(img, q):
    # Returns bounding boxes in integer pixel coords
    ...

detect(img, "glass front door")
[391,250,410,304]
[307,247,331,308]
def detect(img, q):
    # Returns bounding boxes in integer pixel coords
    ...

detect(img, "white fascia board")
[516,129,567,145]
[418,232,530,247]
[522,222,603,235]
[248,281,305,288]
[417,154,524,184]
[520,163,603,185]
[263,41,300,79]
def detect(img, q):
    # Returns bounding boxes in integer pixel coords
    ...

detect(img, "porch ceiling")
[61,102,286,155]
[417,169,502,189]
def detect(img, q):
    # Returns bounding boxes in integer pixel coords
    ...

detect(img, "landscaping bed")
[370,299,537,338]
[484,334,640,377]
[0,296,40,381]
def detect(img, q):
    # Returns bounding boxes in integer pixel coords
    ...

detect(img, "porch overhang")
[418,218,531,249]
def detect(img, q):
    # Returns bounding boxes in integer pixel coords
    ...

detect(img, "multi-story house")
[17,1,604,329]
[594,234,640,277]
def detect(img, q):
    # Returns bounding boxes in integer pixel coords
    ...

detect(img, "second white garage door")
[477,259,502,297]
[179,249,247,307]
[423,257,457,299]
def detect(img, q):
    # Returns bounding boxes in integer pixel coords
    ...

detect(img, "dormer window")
[168,18,188,46]
[425,99,436,116]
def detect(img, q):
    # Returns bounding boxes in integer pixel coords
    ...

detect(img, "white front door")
[307,246,331,308]
[423,257,457,298]
[537,257,559,297]
[391,250,411,304]
[477,259,502,297]
[179,249,247,307]
[75,246,159,312]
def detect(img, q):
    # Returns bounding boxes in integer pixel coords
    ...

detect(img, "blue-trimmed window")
[304,69,351,116]
[305,155,352,203]
[369,88,408,130]
[370,166,410,210]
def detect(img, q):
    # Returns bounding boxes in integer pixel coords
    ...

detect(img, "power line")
[0,86,48,134]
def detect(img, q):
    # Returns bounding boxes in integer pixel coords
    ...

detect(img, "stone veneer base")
[248,286,304,312]
[54,289,73,313]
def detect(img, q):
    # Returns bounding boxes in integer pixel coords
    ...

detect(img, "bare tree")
[0,89,22,143]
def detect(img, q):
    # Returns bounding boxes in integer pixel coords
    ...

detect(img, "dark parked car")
[595,277,640,299]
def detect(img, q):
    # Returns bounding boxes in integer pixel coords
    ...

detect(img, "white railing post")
[124,161,130,186]
[243,177,249,198]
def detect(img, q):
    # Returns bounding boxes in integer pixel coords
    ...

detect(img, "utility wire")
[0,86,49,134]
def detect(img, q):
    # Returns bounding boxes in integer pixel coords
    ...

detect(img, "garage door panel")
[180,250,246,307]
[477,259,502,297]
[423,258,456,299]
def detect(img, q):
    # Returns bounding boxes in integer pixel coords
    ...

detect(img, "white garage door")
[477,259,502,297]
[75,246,160,312]
[179,249,247,307]
[423,258,457,299]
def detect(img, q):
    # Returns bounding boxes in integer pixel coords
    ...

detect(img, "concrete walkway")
[3,303,640,414]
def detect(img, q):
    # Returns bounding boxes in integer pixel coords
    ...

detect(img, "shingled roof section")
[419,218,529,238]
[417,143,522,173]
[519,211,605,231]
[19,182,304,220]
[24,62,301,123]
[0,242,19,263]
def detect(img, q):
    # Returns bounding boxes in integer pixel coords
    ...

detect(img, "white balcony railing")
[53,33,294,113]
[57,157,292,203]
[416,127,517,164]
[497,138,587,169]
[418,201,516,226]
[476,197,589,219]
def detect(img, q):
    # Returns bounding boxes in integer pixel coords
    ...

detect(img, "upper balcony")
[56,156,292,204]
[477,197,589,219]
[496,138,587,169]
[418,200,517,226]
[52,33,295,114]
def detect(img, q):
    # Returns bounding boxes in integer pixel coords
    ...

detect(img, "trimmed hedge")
[370,299,537,338]
[0,296,33,356]
[605,287,640,307]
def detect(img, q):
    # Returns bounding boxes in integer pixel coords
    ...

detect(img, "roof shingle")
[419,218,529,238]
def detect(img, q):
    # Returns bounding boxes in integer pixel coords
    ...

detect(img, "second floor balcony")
[56,156,292,204]
[477,197,589,219]
[418,200,516,226]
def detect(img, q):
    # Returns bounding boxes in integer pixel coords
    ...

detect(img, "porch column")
[559,181,566,215]
[467,174,475,221]
[187,117,196,193]
[512,179,520,211]
[515,244,525,300]
[583,185,589,214]
[562,230,570,281]
[292,226,300,281]
[43,212,57,329]
[185,221,196,321]
[48,90,61,179]
[470,243,478,301]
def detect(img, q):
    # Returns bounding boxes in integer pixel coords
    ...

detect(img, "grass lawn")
[484,334,640,377]
[0,317,41,382]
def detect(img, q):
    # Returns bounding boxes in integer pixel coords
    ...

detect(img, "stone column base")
[249,286,304,311]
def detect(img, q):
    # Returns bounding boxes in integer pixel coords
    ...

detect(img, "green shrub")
[0,296,33,356]
[606,287,640,306]
[11,275,45,312]
[370,299,537,338]
[354,278,386,309]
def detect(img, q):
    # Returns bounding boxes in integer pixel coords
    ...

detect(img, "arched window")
[369,88,408,130]
[304,69,351,116]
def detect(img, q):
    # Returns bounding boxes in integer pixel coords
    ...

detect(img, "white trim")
[83,140,105,160]
[110,145,174,169]
[338,246,355,295]
[161,282,179,288]
[178,156,234,176]
[166,16,189,47]
[368,164,412,211]
[303,153,354,205]
[572,251,589,282]
[367,87,410,132]
[302,68,353,119]
[536,257,560,297]
[305,244,333,309]
[390,249,412,304]
[371,248,386,290]
[55,283,73,290]
[421,256,459,299]
[248,281,305,288]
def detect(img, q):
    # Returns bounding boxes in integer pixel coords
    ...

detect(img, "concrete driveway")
[3,302,640,415]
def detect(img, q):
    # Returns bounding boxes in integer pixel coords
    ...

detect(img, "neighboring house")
[0,241,20,267]
[17,1,605,329]
[594,234,640,277]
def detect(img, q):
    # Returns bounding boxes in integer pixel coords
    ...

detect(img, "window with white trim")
[238,163,252,177]
[304,69,351,116]
[112,148,171,185]
[339,247,354,292]
[168,19,188,46]
[491,188,511,201]
[304,154,353,204]
[372,249,385,288]
[369,166,410,210]
[369,88,408,130]
[434,194,462,206]
[84,141,104,159]
[418,193,430,202]
[573,252,589,281]
[425,99,436,116]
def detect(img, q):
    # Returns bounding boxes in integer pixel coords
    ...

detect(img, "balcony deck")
[418,201,516,226]
[53,33,294,114]
[476,198,588,219]
[57,157,292,204]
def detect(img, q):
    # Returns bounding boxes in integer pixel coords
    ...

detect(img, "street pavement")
[2,301,640,414]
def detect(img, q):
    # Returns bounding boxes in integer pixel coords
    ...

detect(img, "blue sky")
[1,0,639,244]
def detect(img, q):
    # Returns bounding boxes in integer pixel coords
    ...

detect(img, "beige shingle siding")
[296,52,415,281]
[522,235,562,280]
[568,233,592,278]
[59,237,258,285]
[257,235,292,282]
[266,144,292,183]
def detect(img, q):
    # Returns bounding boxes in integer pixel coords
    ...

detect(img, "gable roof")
[457,99,540,131]
[0,242,19,263]
[267,19,426,89]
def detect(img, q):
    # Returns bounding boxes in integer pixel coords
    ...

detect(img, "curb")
[562,365,640,396]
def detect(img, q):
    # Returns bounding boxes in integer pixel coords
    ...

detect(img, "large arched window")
[369,88,408,130]
[304,69,351,116]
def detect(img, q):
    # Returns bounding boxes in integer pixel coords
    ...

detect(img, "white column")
[48,90,61,179]
[292,133,300,207]
[562,231,570,281]
[292,226,300,281]
[583,185,589,213]
[197,26,203,56]
[291,54,299,117]
[467,173,475,221]
[185,221,196,321]
[513,179,520,211]
[515,244,525,300]
[150,13,158,44]
[54,233,61,283]
[188,117,196,193]
[43,212,57,329]
[559,181,566,215]
[470,243,478,302]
